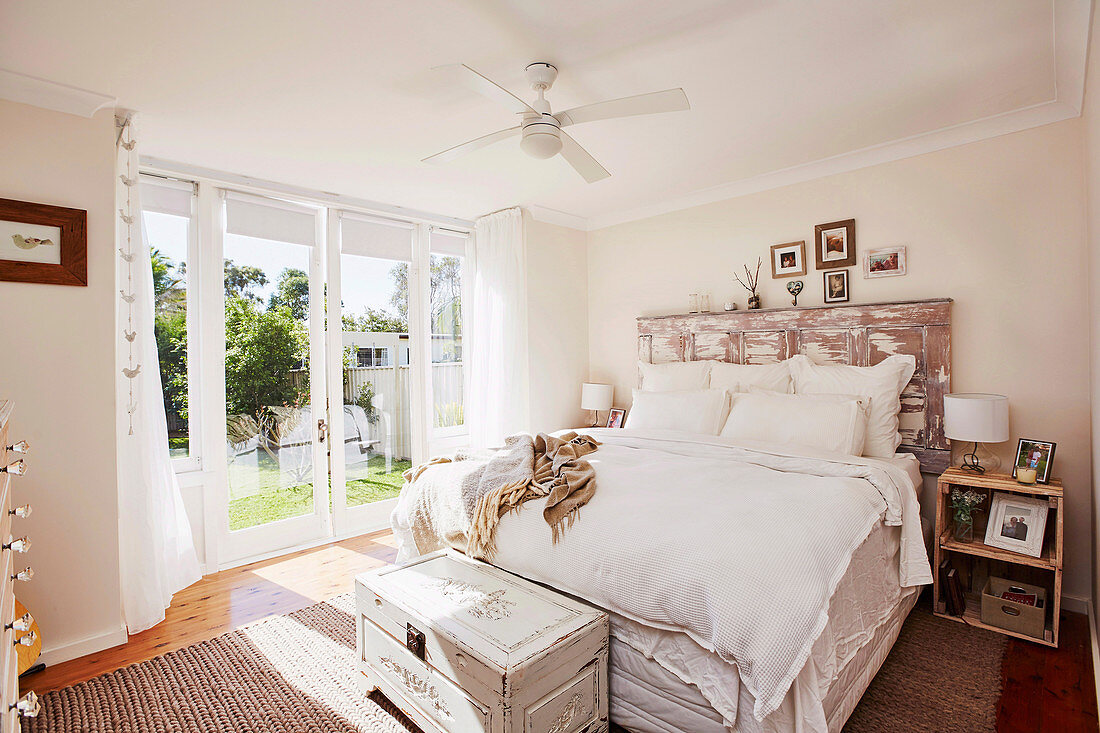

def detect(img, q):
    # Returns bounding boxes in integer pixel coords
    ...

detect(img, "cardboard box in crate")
[980,577,1047,640]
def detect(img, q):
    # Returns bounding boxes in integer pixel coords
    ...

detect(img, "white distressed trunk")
[356,550,609,733]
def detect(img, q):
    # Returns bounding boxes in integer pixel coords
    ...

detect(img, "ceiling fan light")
[520,130,562,159]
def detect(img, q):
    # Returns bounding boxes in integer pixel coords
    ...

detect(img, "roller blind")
[430,230,468,257]
[140,175,194,218]
[340,212,414,261]
[224,191,318,246]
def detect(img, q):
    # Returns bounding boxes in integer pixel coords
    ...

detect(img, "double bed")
[392,298,952,732]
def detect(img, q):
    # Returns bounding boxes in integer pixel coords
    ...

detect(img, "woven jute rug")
[844,598,1008,732]
[27,594,1006,733]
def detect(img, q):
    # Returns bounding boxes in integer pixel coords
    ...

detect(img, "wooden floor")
[21,530,398,694]
[21,531,1100,732]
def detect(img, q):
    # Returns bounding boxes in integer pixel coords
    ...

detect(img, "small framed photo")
[984,491,1048,558]
[606,408,626,429]
[0,198,88,286]
[822,269,849,303]
[1013,438,1056,483]
[814,219,856,269]
[864,246,907,278]
[770,241,806,279]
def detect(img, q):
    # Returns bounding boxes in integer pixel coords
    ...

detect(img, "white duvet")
[391,428,932,724]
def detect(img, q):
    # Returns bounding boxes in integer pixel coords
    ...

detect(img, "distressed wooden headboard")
[637,298,952,473]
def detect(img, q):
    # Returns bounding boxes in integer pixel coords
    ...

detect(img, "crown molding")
[587,99,1079,230]
[524,204,588,231]
[585,0,1090,231]
[0,69,115,118]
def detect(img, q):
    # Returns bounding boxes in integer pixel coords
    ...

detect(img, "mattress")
[606,516,924,732]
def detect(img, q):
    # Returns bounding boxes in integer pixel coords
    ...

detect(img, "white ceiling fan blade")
[558,131,610,183]
[422,126,521,164]
[444,64,536,115]
[554,88,689,127]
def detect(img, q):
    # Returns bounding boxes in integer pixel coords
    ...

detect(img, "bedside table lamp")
[581,383,614,427]
[944,393,1009,474]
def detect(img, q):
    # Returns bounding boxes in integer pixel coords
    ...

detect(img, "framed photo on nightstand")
[606,408,626,428]
[984,492,1048,558]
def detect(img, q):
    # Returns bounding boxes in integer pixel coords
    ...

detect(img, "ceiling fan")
[423,62,690,183]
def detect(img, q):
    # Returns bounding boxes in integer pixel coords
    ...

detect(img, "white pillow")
[788,354,917,458]
[720,392,869,455]
[709,361,792,394]
[637,360,717,391]
[627,389,730,435]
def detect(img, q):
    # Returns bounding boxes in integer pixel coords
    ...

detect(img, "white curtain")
[468,208,530,450]
[116,112,201,634]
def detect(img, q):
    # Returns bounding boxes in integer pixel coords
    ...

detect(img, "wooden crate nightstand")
[933,467,1063,647]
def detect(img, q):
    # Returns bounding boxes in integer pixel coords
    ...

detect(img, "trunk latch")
[406,623,426,660]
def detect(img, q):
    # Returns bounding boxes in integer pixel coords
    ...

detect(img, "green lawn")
[228,454,411,531]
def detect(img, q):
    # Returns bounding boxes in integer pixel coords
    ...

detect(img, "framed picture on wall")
[823,269,849,303]
[864,246,907,278]
[770,241,806,278]
[0,198,87,286]
[814,219,856,269]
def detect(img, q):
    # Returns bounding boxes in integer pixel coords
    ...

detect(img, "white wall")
[0,100,124,660]
[525,214,590,431]
[587,119,1093,601]
[1083,4,1100,634]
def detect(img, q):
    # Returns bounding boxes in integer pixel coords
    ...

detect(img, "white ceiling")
[0,1,1089,228]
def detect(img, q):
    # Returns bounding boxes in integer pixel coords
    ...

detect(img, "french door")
[216,194,468,565]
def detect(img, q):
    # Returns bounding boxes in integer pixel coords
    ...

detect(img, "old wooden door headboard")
[636,298,952,473]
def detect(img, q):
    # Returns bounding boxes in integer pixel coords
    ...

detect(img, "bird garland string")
[117,114,141,436]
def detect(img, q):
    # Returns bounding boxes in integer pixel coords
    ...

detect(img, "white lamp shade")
[581,383,614,412]
[943,393,1009,443]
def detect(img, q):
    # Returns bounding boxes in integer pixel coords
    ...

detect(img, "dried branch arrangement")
[733,257,762,297]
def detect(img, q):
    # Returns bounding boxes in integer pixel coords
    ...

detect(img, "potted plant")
[950,488,984,543]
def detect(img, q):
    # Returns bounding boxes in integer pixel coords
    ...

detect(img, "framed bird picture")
[0,198,88,285]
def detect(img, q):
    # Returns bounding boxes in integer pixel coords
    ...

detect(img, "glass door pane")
[220,193,326,555]
[429,230,469,455]
[330,214,415,532]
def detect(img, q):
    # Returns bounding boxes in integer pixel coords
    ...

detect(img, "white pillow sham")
[637,360,717,391]
[719,391,869,455]
[627,389,730,435]
[787,354,917,458]
[709,361,792,394]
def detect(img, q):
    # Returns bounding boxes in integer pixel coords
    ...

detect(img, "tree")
[224,259,268,301]
[151,248,185,315]
[224,296,309,417]
[388,256,462,334]
[150,248,188,427]
[268,267,310,321]
[342,307,406,333]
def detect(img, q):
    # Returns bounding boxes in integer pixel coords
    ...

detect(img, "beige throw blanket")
[402,432,600,560]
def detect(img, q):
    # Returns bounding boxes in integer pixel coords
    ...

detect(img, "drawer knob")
[6,612,32,632]
[1,459,26,476]
[455,652,467,668]
[9,504,31,519]
[11,691,39,718]
[4,536,29,553]
[7,441,28,454]
[14,630,35,647]
[374,598,382,608]
[12,567,33,583]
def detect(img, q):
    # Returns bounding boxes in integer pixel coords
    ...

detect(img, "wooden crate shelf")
[934,467,1064,648]
[938,531,1057,571]
[933,594,1056,647]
